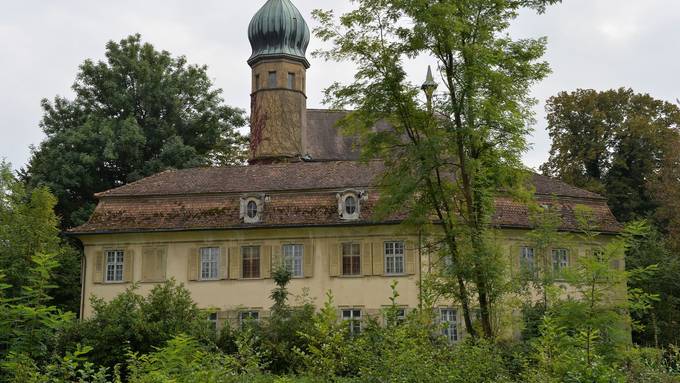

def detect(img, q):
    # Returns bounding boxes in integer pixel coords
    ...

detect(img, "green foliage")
[56,279,214,373]
[2,345,112,383]
[313,0,558,338]
[627,229,680,346]
[0,161,80,312]
[541,88,680,224]
[0,251,75,367]
[293,292,352,379]
[22,34,247,229]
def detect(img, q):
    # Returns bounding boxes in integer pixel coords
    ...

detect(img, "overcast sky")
[1,0,678,172]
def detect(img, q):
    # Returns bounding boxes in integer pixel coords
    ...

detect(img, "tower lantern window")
[268,71,277,88]
[287,73,296,89]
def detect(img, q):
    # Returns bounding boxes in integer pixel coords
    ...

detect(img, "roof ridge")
[95,169,177,198]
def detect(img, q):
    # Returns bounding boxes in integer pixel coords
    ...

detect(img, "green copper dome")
[248,0,311,68]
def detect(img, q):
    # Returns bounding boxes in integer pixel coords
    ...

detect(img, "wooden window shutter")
[372,241,384,276]
[405,240,416,275]
[261,245,272,279]
[123,249,135,283]
[220,246,229,280]
[361,242,373,276]
[93,250,104,284]
[229,246,241,280]
[303,240,314,278]
[328,243,340,277]
[272,244,283,272]
[142,247,166,282]
[509,245,520,276]
[188,247,199,281]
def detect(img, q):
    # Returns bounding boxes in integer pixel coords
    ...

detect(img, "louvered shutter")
[361,242,373,276]
[405,240,416,275]
[123,249,135,283]
[229,246,241,280]
[329,243,340,277]
[372,241,384,276]
[272,244,283,272]
[220,246,229,280]
[93,250,104,284]
[303,240,314,278]
[188,247,199,281]
[261,245,272,279]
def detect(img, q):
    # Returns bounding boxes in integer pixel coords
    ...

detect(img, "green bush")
[56,279,215,372]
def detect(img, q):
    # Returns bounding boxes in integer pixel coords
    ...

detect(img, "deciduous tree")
[314,0,558,338]
[22,34,248,229]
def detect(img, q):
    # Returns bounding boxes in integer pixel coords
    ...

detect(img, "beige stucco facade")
[77,224,619,338]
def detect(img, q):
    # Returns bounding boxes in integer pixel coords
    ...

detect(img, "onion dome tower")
[248,0,311,163]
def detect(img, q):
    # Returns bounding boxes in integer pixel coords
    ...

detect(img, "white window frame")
[384,241,405,275]
[282,244,304,278]
[105,249,125,282]
[207,312,218,331]
[342,308,362,336]
[520,246,537,276]
[199,247,220,280]
[240,195,265,224]
[384,307,407,325]
[239,311,260,327]
[337,190,365,221]
[440,308,458,343]
[551,248,569,273]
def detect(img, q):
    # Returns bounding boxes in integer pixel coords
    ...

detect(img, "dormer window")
[337,190,365,220]
[240,195,265,224]
[344,195,357,215]
[246,200,258,219]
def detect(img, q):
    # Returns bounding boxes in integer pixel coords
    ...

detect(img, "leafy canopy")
[22,34,248,228]
[313,0,558,338]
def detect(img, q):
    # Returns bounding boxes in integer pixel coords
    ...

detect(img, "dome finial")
[248,0,311,68]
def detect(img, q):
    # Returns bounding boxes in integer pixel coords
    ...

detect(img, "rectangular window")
[384,241,405,275]
[239,311,259,327]
[287,72,295,89]
[208,312,218,331]
[385,308,407,326]
[283,244,304,277]
[105,250,125,282]
[342,309,362,336]
[268,71,277,88]
[255,74,260,90]
[242,246,261,279]
[520,246,536,276]
[200,247,219,280]
[440,309,458,342]
[342,243,361,276]
[551,248,569,273]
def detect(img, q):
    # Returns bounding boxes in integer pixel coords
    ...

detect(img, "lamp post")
[421,65,438,113]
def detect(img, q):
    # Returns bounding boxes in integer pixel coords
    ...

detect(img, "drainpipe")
[418,229,423,309]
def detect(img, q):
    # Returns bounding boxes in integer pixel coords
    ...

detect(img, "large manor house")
[70,0,620,340]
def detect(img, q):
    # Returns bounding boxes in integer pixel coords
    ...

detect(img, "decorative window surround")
[240,194,266,224]
[337,189,367,220]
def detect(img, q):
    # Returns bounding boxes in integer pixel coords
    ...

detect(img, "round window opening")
[344,195,357,215]
[246,200,259,219]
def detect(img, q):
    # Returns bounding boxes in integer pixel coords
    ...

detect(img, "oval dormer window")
[246,200,258,219]
[344,195,357,215]
[338,190,364,221]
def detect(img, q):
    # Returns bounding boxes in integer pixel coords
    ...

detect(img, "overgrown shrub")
[56,279,214,372]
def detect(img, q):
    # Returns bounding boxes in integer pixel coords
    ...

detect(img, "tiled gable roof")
[71,160,618,235]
